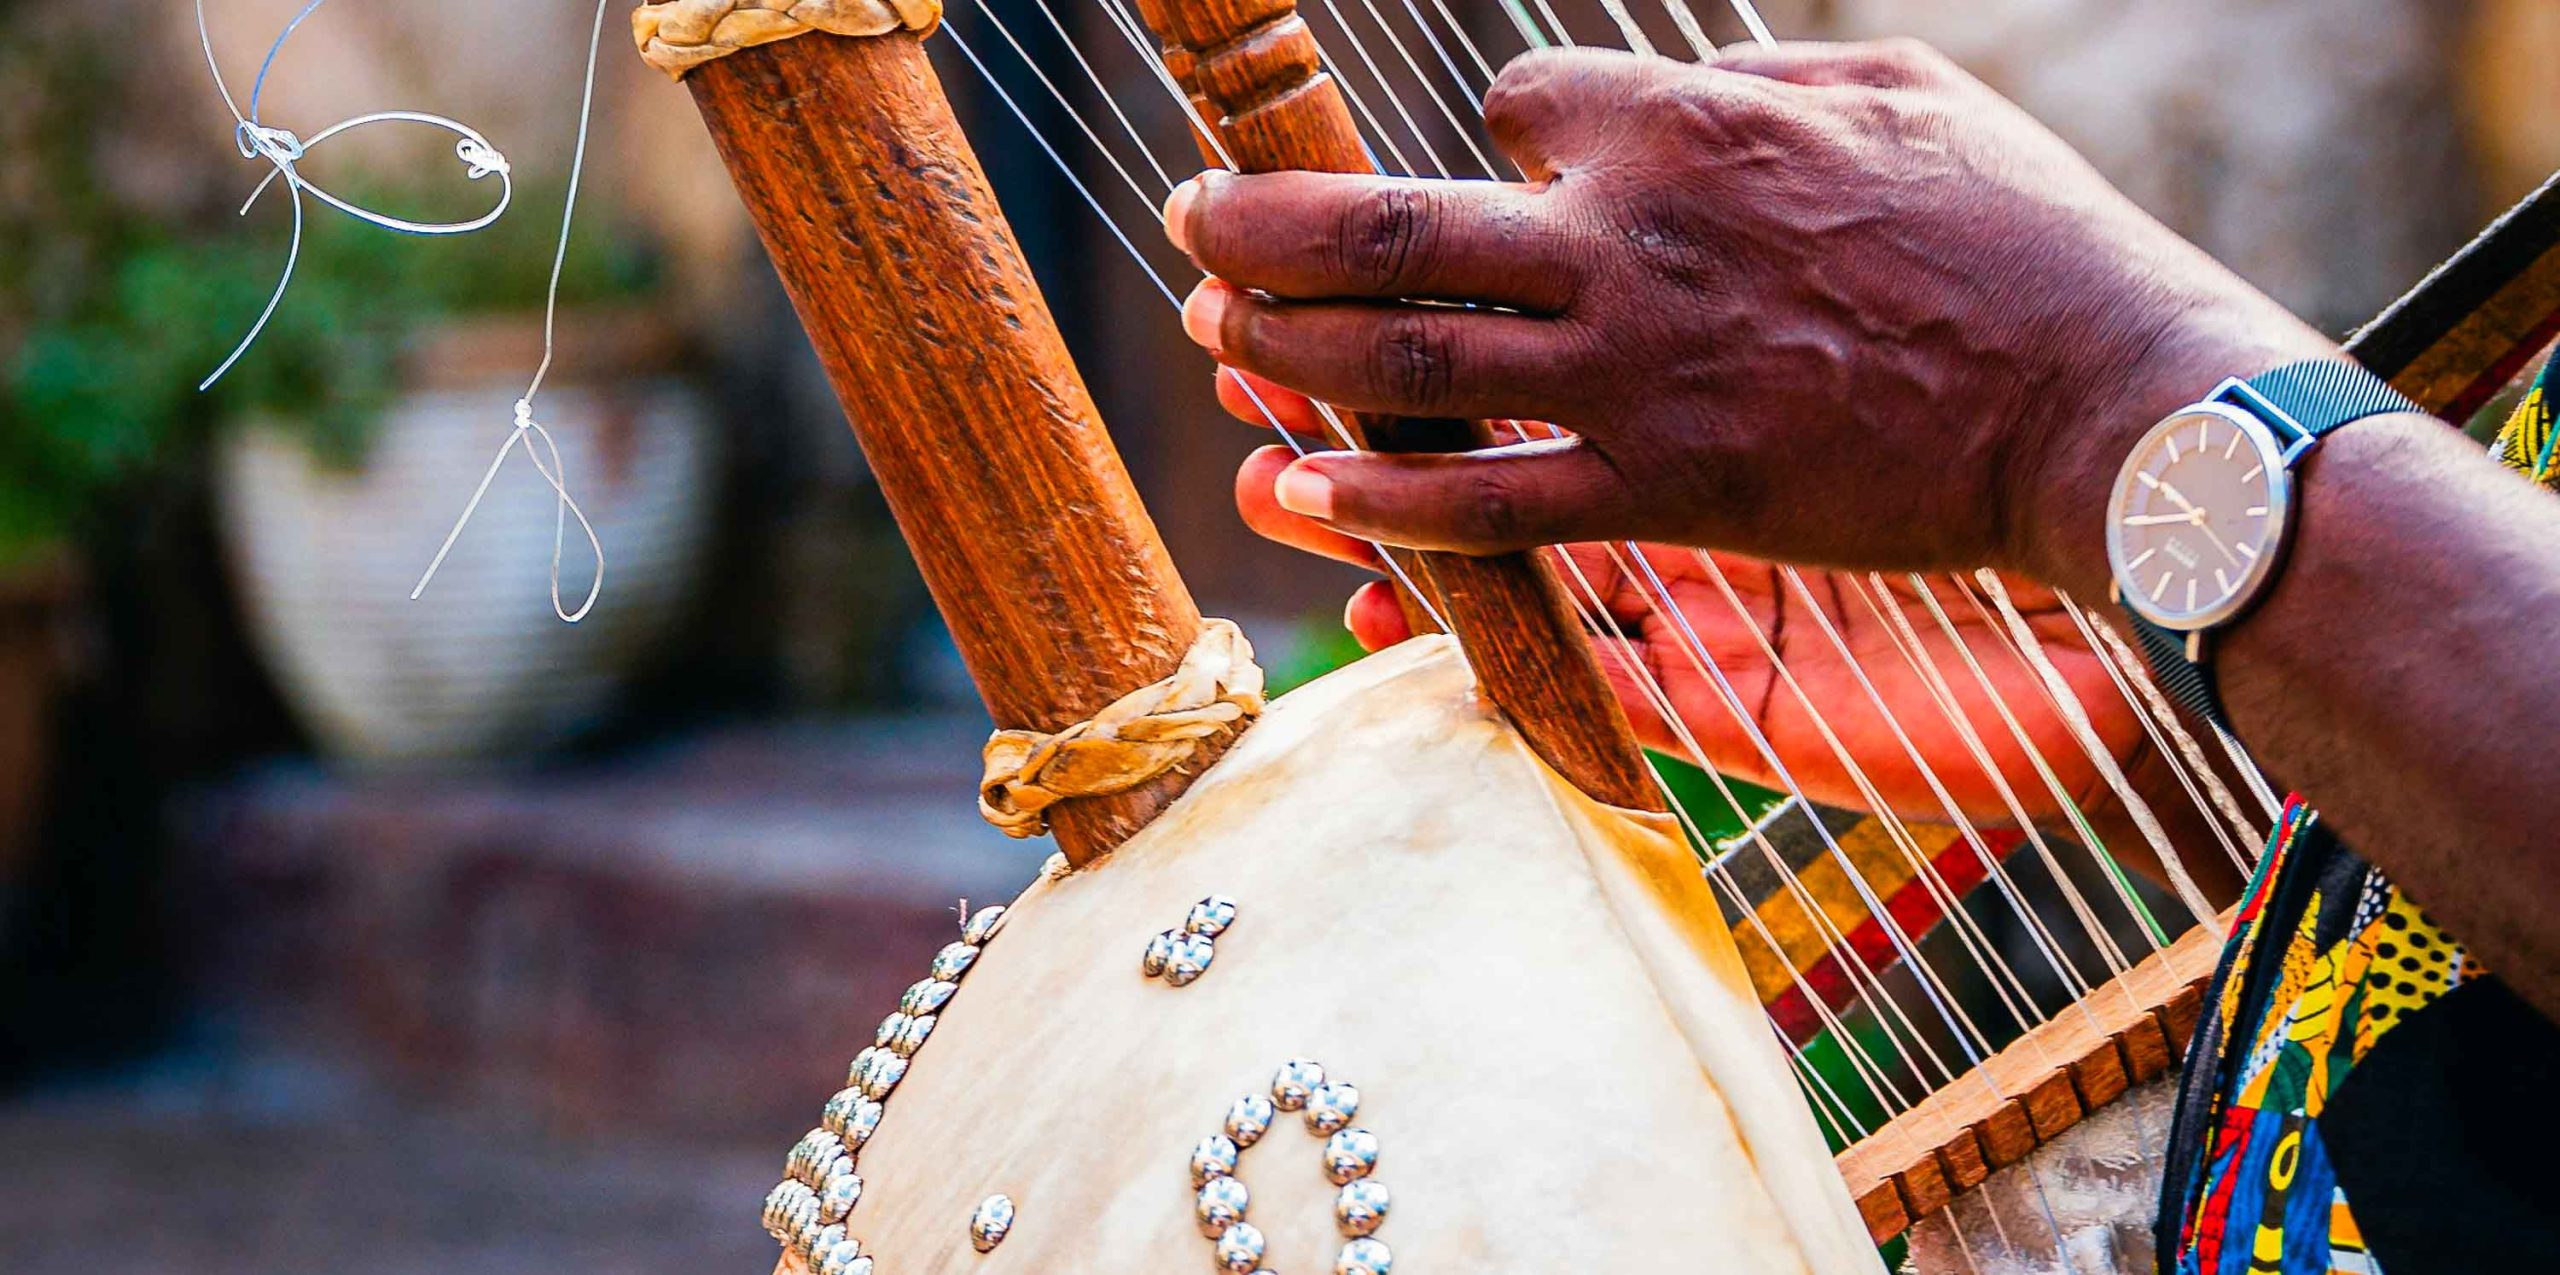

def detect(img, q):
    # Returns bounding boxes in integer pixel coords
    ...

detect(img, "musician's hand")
[1164,40,2335,595]
[1218,372,2138,828]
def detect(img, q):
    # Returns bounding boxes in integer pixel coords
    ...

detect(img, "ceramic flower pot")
[216,311,715,767]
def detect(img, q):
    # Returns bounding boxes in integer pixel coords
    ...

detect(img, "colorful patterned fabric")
[2159,345,2560,1275]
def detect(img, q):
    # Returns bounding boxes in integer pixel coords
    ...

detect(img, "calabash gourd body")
[787,637,1883,1274]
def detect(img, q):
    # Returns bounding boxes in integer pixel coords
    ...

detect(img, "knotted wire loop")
[632,0,944,79]
[978,619,1265,838]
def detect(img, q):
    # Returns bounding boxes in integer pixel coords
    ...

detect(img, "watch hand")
[2190,517,2243,567]
[2122,512,2200,527]
[2155,480,2202,513]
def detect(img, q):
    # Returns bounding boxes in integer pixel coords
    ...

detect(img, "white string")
[409,0,614,624]
[1966,571,2217,926]
[195,0,514,390]
[1726,0,1775,46]
[2060,594,2263,862]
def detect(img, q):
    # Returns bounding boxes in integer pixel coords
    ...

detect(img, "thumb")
[1273,436,1642,555]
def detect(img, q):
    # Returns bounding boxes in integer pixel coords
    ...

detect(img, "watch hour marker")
[2237,541,2260,560]
[2244,505,2268,517]
[2151,571,2173,602]
[2128,548,2157,569]
[2213,567,2233,593]
[2185,577,2198,611]
[2241,464,2263,483]
[2223,429,2241,459]
[2164,436,2182,463]
[2198,420,2210,453]
[2137,470,2160,489]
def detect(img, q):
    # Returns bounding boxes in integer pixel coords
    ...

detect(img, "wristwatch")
[2105,359,2419,728]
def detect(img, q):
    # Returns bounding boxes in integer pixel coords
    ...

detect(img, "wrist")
[2002,299,2337,597]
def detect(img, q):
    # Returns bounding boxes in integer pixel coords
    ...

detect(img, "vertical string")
[409,0,613,623]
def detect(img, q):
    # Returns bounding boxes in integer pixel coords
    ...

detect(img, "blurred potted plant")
[12,186,718,768]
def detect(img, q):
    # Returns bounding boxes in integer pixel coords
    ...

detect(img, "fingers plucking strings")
[938,0,2271,1175]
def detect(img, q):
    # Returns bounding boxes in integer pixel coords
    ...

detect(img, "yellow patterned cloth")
[2163,343,2560,1275]
[2493,354,2560,489]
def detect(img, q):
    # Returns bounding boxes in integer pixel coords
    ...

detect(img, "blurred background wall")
[0,0,2550,1270]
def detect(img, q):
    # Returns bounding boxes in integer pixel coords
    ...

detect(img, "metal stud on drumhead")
[875,1013,911,1050]
[1334,1179,1390,1237]
[857,1051,907,1101]
[1321,1129,1379,1185]
[1190,1134,1241,1185]
[1303,1082,1359,1135]
[1214,1222,1267,1273]
[1224,1094,1275,1148]
[902,979,958,1016]
[1165,933,1216,986]
[930,941,980,981]
[1196,1175,1251,1237]
[1334,1237,1392,1275]
[819,1164,863,1223]
[970,1194,1016,1253]
[1143,929,1178,978]
[888,1013,935,1056]
[961,904,1009,946]
[1270,1059,1325,1111]
[1185,896,1238,937]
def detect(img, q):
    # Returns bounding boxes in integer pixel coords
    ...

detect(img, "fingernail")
[1274,463,1334,520]
[1181,280,1227,352]
[1162,176,1200,253]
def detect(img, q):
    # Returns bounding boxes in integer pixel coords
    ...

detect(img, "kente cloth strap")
[978,619,1266,839]
[631,0,941,79]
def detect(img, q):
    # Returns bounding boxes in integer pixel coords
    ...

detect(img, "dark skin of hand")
[1164,40,2560,1017]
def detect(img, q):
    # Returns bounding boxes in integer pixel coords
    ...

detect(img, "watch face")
[2106,403,2293,631]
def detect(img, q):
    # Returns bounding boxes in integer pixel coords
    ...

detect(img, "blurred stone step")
[173,716,1047,1144]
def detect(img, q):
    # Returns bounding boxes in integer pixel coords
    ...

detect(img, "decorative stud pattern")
[969,1194,1016,1253]
[1188,1061,1394,1273]
[1141,896,1240,988]
[757,902,1011,1267]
